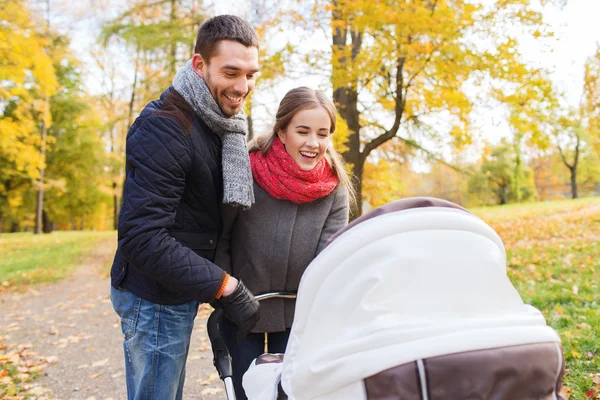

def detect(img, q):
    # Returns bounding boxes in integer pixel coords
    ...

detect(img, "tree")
[92,48,131,230]
[468,140,537,205]
[554,114,583,199]
[43,36,112,231]
[101,0,207,113]
[0,0,58,232]
[291,0,561,217]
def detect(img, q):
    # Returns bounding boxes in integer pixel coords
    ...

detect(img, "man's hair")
[194,15,259,62]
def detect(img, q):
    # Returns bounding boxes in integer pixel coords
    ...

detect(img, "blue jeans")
[220,318,290,400]
[110,286,199,400]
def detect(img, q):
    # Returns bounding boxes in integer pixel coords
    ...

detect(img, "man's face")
[192,40,260,117]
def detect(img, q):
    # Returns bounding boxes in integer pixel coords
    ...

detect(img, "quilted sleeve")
[117,115,226,302]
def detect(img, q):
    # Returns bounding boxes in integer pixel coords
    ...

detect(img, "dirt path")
[0,241,225,400]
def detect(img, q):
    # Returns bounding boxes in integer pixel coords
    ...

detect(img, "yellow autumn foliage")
[0,0,58,181]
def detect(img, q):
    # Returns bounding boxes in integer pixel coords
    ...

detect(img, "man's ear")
[192,53,206,78]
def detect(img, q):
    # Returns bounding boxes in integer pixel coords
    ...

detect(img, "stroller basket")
[207,292,296,400]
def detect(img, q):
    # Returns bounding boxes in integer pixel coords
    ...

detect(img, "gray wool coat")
[215,181,349,333]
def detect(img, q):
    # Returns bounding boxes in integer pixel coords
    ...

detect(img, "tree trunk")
[335,86,363,219]
[36,1,51,234]
[113,182,119,230]
[570,167,578,199]
[35,111,48,234]
[128,55,139,129]
[500,186,508,205]
[110,124,119,230]
[42,209,53,233]
[10,221,19,233]
[331,6,363,219]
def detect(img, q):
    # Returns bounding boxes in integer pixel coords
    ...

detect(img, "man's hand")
[216,279,260,342]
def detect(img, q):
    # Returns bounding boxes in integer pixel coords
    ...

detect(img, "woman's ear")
[277,130,287,145]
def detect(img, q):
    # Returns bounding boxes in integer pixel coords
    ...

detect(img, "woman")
[215,87,354,399]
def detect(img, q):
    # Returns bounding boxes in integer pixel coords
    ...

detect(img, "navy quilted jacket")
[110,87,227,305]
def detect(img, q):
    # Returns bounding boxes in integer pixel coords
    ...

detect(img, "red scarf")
[250,137,339,204]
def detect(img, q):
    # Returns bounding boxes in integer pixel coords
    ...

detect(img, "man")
[110,15,260,400]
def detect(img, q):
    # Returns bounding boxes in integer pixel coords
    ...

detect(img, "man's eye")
[247,74,255,80]
[225,72,236,77]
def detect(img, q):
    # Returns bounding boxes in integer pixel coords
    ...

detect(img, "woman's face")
[278,107,331,171]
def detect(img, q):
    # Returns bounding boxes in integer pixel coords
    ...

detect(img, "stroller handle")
[207,292,297,399]
[207,307,232,380]
[255,291,297,301]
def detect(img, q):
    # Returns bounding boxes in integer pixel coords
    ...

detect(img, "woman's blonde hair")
[248,87,356,207]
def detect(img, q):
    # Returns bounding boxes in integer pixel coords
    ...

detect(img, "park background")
[1,0,599,399]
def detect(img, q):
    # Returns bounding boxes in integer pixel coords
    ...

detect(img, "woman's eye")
[297,131,309,135]
[318,133,328,138]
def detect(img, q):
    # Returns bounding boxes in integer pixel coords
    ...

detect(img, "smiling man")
[110,15,261,400]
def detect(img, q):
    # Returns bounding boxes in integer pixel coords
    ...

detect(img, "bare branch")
[362,56,405,158]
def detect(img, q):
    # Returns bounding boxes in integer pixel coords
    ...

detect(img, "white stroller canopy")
[280,198,561,400]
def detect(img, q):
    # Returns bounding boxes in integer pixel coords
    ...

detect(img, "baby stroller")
[208,197,565,400]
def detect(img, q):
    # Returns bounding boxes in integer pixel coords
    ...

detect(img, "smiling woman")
[213,86,356,399]
[278,107,331,171]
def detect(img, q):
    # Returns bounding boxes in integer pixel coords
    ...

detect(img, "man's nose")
[233,78,249,96]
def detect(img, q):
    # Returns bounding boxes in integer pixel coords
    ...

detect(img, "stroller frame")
[207,292,297,400]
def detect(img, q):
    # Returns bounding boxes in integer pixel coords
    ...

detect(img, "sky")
[50,0,600,156]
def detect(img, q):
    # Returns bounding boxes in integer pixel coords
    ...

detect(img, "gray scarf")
[173,60,254,209]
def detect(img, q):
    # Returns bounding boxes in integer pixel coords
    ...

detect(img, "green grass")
[473,196,600,221]
[0,231,116,288]
[473,197,600,399]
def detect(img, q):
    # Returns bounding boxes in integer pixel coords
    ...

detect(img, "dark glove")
[216,280,260,342]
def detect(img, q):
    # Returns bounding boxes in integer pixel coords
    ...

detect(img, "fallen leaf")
[91,358,109,368]
[31,363,48,372]
[27,386,52,395]
[201,387,224,395]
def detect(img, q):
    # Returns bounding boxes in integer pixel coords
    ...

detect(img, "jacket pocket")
[169,230,217,260]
